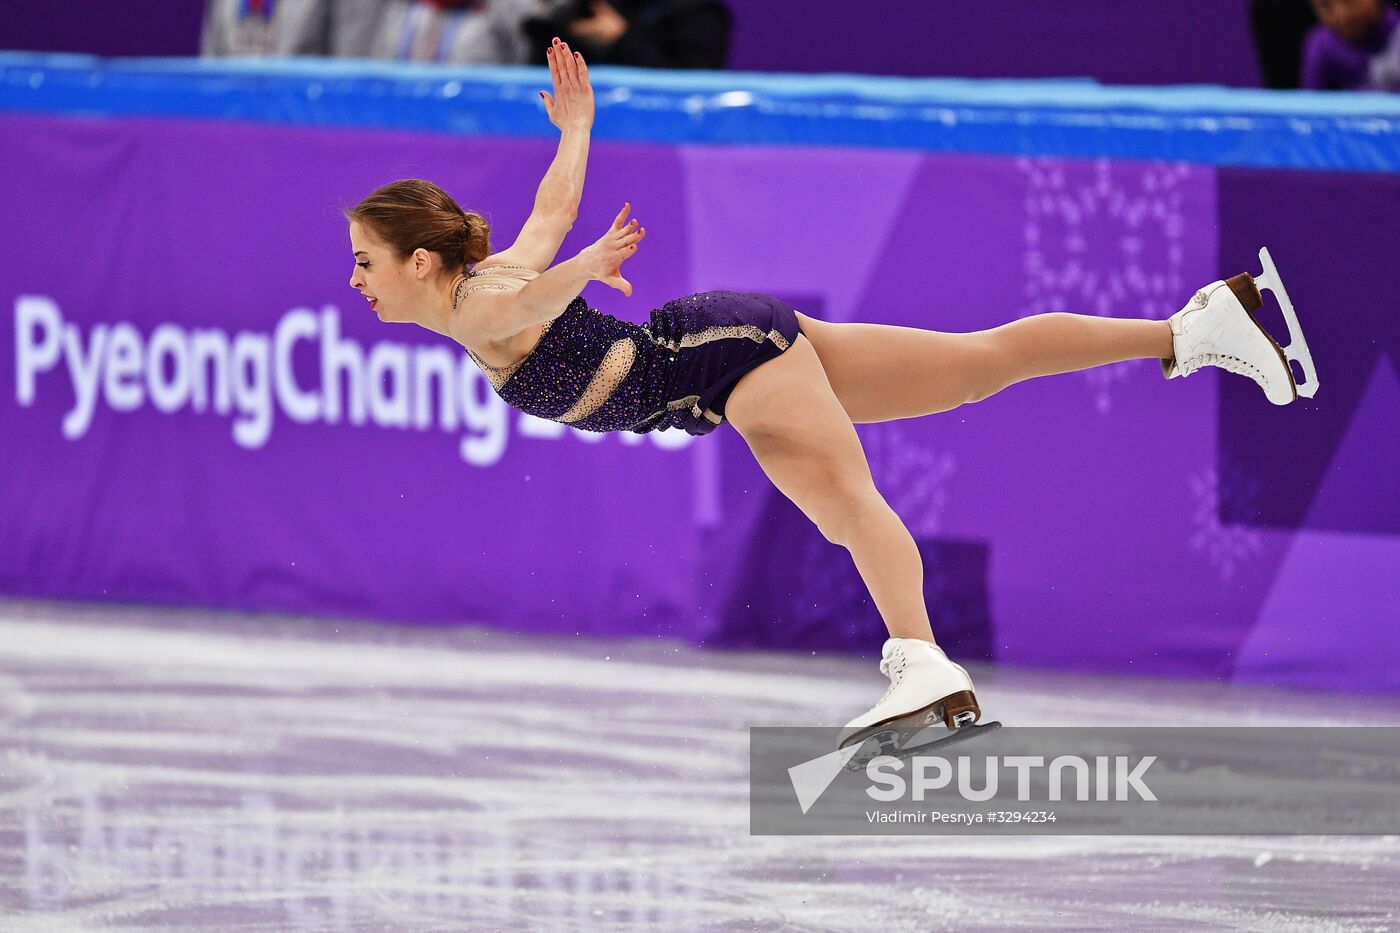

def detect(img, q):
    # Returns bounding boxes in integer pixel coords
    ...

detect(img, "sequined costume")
[461,264,804,435]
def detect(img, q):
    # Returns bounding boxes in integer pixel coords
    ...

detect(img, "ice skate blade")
[837,690,982,755]
[1252,246,1319,400]
[892,720,1003,757]
[844,721,1004,773]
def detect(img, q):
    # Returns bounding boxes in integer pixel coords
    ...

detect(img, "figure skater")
[344,38,1319,756]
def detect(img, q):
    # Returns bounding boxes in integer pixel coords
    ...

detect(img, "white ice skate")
[1161,246,1319,405]
[836,637,998,770]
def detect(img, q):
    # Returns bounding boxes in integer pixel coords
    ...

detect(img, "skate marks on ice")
[0,598,1398,932]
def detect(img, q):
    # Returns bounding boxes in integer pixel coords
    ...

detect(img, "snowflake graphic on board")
[1017,157,1196,415]
[1187,455,1265,584]
[856,422,957,538]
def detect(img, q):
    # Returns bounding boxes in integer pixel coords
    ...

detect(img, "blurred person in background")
[1368,20,1400,86]
[521,0,730,69]
[373,0,535,64]
[1302,0,1400,88]
[1251,0,1320,87]
[201,0,390,58]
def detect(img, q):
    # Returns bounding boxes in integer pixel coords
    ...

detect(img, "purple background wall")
[0,2,204,57]
[0,0,1264,86]
[729,1,1262,87]
[2,109,1397,694]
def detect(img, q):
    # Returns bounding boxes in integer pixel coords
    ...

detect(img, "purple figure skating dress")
[461,265,804,436]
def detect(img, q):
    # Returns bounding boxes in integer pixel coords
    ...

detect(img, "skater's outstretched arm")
[487,38,595,273]
[464,203,643,340]
[534,38,594,217]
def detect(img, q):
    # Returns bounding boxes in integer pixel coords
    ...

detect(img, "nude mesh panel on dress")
[460,265,545,392]
[556,337,636,423]
[464,318,556,392]
[461,263,634,422]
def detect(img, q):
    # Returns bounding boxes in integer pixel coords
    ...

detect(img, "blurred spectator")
[1251,0,1320,88]
[372,0,535,64]
[1369,21,1400,86]
[521,0,731,69]
[1302,0,1400,89]
[201,0,390,58]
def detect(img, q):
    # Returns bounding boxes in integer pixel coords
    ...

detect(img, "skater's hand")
[540,37,594,132]
[578,202,645,297]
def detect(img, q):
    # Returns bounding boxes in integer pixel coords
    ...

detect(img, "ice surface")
[1,597,1397,932]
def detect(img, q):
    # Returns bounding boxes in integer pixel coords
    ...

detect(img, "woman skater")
[345,39,1318,755]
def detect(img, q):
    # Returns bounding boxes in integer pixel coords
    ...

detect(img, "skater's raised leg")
[795,309,1174,423]
[797,251,1319,421]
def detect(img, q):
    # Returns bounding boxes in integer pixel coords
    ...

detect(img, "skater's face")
[1310,0,1384,43]
[348,219,427,325]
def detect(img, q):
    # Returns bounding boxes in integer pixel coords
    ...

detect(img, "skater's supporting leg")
[829,490,936,644]
[794,310,1174,423]
[724,334,937,644]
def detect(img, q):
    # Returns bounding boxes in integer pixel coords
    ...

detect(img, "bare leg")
[725,335,939,644]
[727,314,1171,648]
[796,310,1175,423]
[838,491,936,643]
[732,312,1173,649]
[982,313,1175,396]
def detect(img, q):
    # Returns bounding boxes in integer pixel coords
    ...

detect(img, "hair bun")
[462,211,491,266]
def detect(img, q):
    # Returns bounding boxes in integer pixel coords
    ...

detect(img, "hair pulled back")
[343,178,490,273]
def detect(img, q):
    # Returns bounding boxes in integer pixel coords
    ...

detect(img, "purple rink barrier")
[2,108,1398,695]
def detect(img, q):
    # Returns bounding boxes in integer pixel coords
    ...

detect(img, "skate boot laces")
[875,648,908,704]
[1174,285,1272,389]
[1179,351,1267,383]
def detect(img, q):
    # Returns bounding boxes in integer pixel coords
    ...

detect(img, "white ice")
[1,597,1397,932]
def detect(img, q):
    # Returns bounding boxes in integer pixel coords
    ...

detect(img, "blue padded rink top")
[2,50,1399,172]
